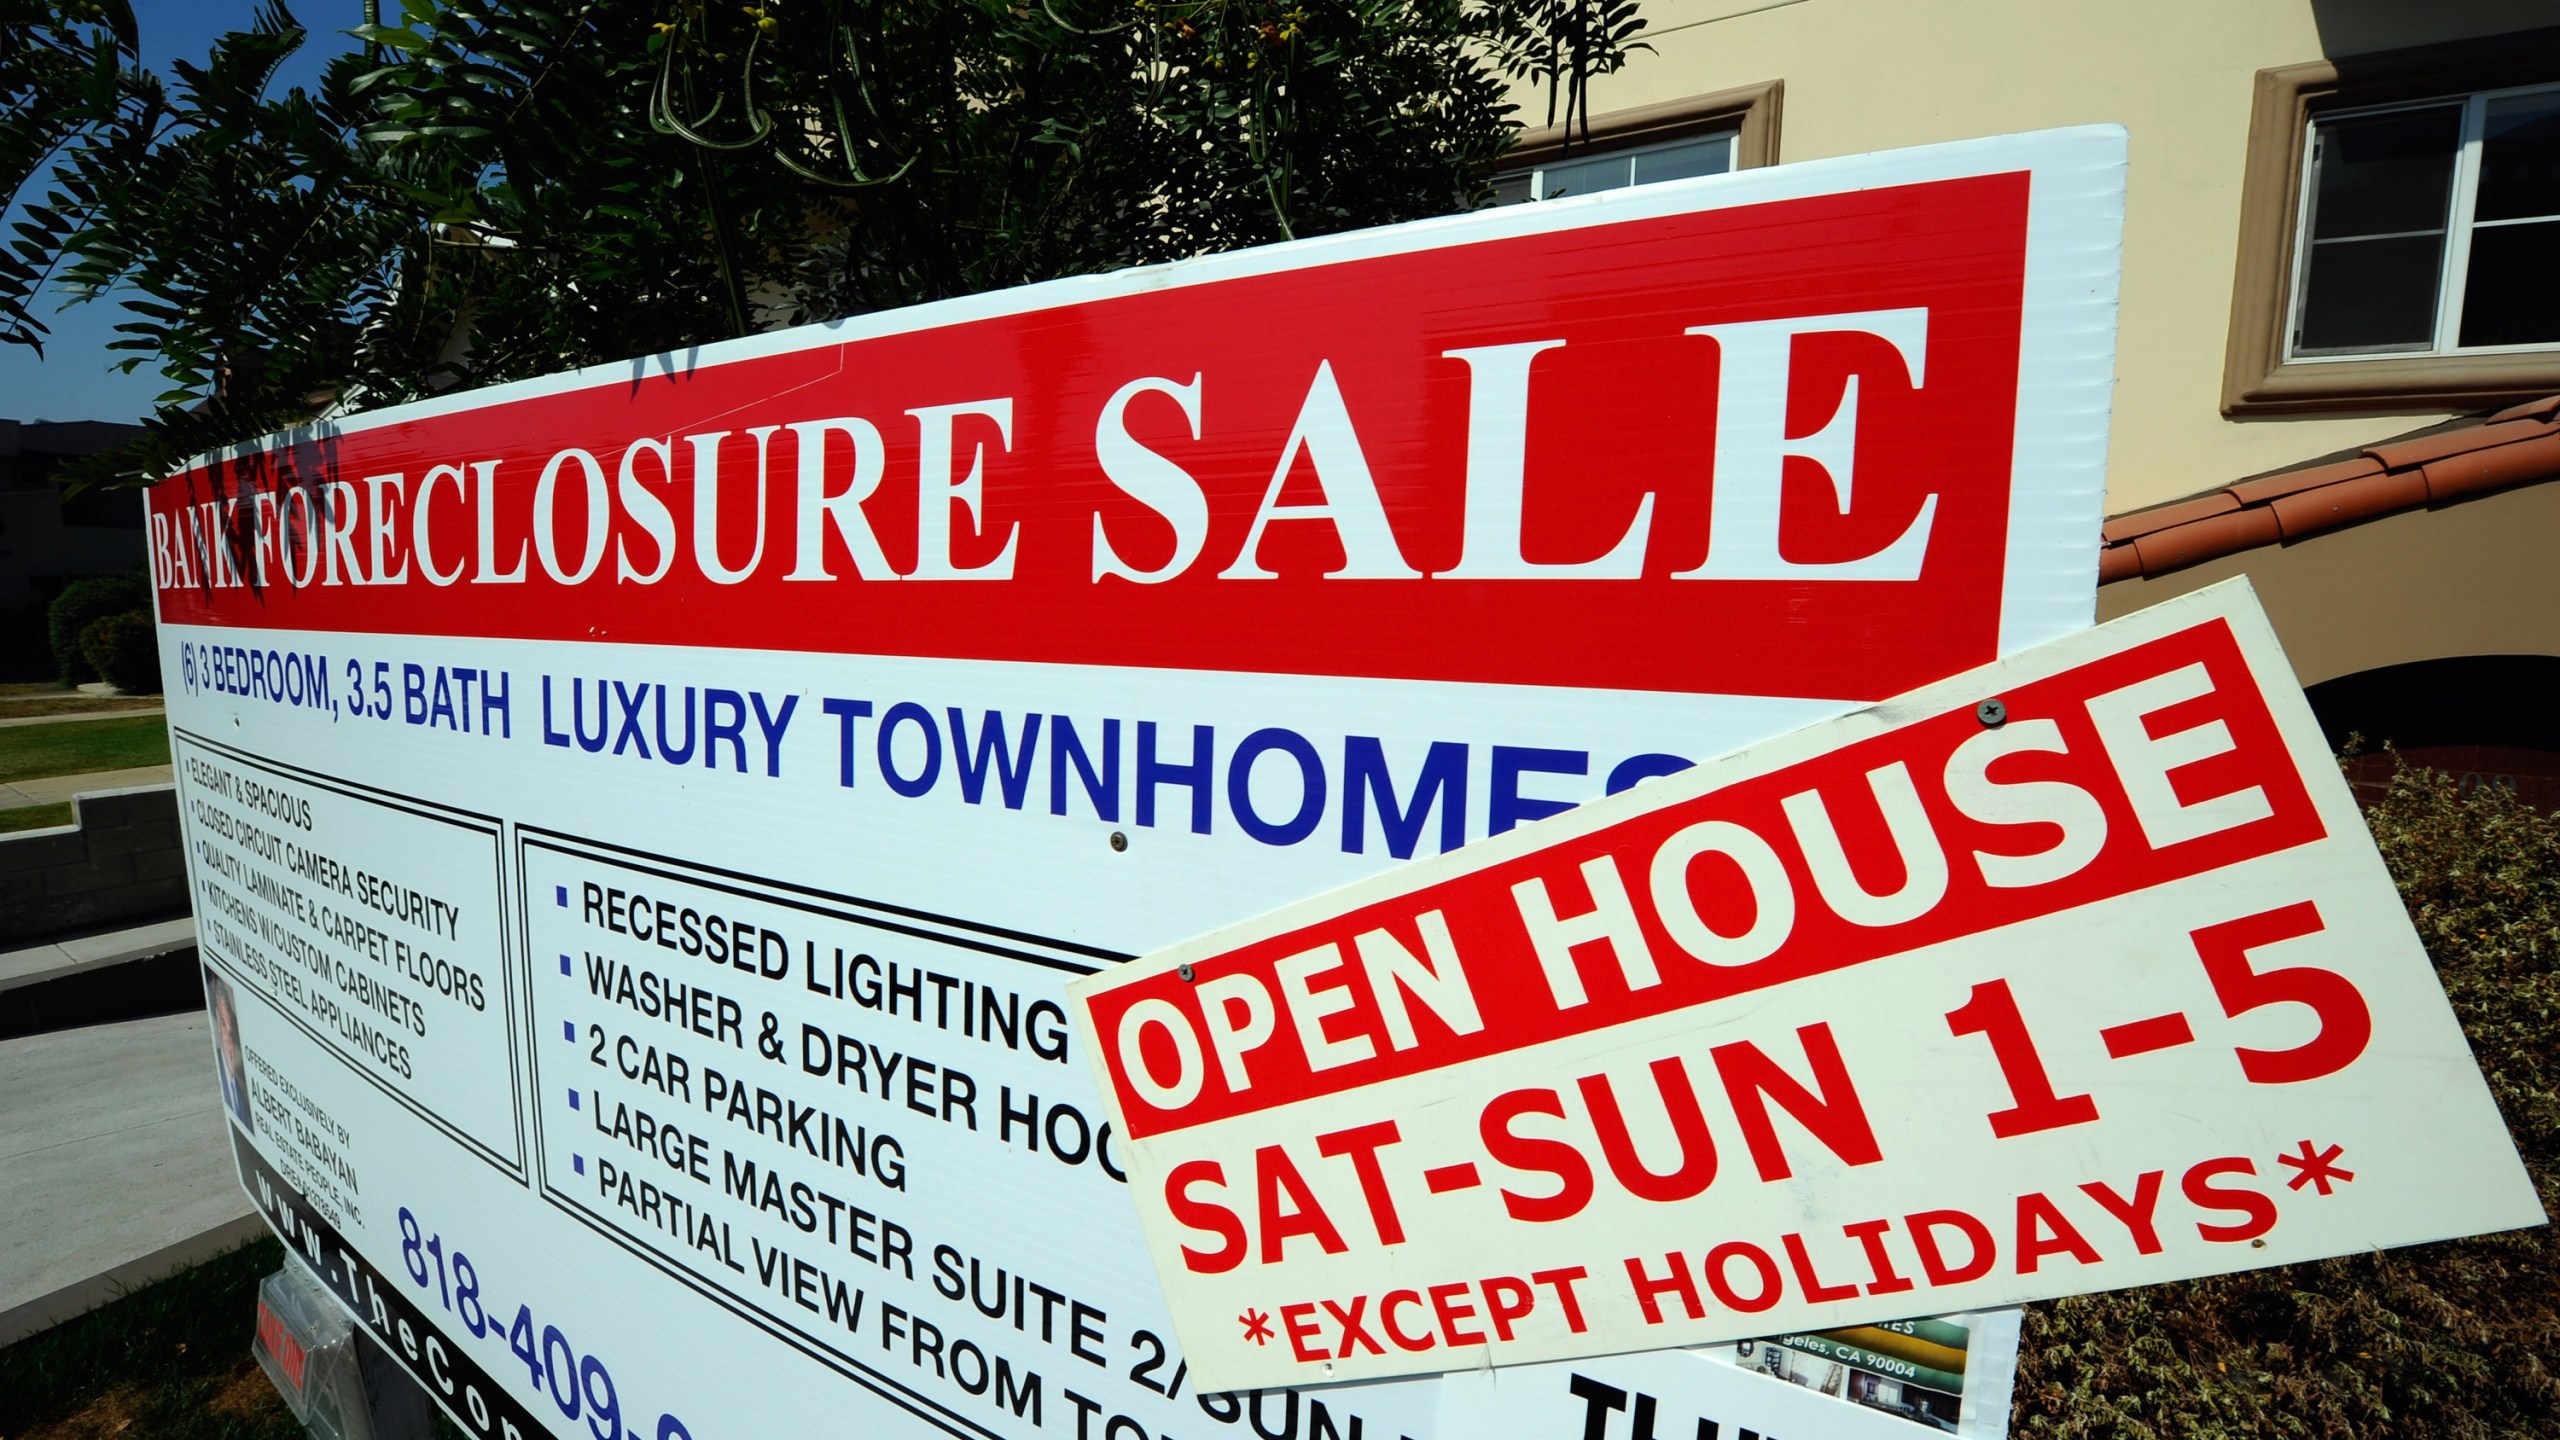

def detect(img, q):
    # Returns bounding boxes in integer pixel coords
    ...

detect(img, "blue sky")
[0,1,364,424]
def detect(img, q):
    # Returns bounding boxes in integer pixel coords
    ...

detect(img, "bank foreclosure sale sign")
[1070,582,2546,1389]
[155,129,2124,1440]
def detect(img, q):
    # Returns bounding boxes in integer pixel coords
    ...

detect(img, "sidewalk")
[0,728,240,1345]
[0,765,175,810]
[0,1011,260,1346]
[0,916,198,995]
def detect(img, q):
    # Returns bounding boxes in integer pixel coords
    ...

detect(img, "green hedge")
[78,609,160,694]
[44,574,147,685]
[2013,761,2559,1437]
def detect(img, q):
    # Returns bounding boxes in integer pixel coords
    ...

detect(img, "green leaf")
[0,0,1625,473]
[349,24,428,51]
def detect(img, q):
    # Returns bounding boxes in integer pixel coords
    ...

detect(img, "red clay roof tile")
[2097,395,2560,583]
[2223,455,2385,507]
[2129,508,2281,576]
[2490,394,2560,424]
[2362,415,2554,471]
[2422,429,2560,503]
[2269,468,2430,540]
[2100,491,2239,544]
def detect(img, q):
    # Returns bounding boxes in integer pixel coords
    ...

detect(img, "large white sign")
[156,127,2126,1440]
[1068,581,2545,1389]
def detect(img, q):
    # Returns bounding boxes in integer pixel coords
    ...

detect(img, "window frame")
[1496,80,1784,201]
[2223,28,2560,415]
[1506,130,1742,202]
[2284,82,2560,364]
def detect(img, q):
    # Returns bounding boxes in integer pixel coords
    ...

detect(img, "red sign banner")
[156,169,2053,699]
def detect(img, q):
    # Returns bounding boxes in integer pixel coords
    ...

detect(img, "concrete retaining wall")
[0,785,186,945]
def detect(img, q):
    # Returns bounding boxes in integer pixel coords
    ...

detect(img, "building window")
[1493,130,1738,204]
[2223,29,2560,415]
[2289,84,2560,360]
[1490,80,1783,208]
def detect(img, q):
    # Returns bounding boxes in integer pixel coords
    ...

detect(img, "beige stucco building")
[1501,0,2560,800]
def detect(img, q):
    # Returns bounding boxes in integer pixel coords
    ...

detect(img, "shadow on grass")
[0,696,164,718]
[0,1237,301,1440]
[0,801,76,833]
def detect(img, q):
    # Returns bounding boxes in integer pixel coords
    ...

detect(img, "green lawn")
[0,801,77,833]
[0,715,171,784]
[0,694,163,717]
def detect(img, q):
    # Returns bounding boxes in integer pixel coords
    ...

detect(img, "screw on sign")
[1069,579,2548,1390]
